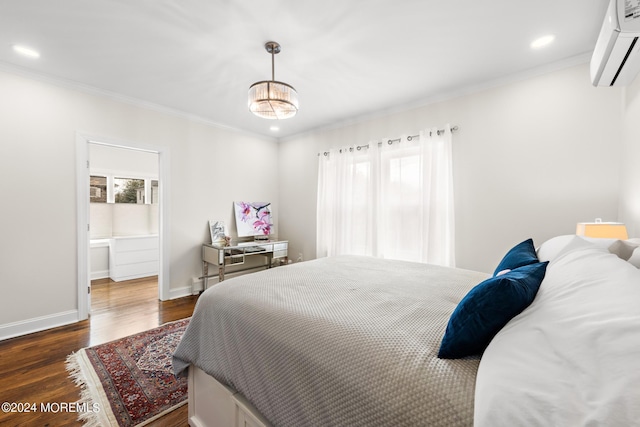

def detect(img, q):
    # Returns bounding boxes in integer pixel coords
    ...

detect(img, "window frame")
[90,168,158,205]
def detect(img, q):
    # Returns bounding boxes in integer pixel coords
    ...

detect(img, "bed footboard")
[188,365,272,427]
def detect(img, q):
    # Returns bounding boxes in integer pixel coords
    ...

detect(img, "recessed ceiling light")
[13,45,40,58]
[530,35,555,49]
[270,126,280,131]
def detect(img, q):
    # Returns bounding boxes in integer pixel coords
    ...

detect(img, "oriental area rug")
[66,318,190,427]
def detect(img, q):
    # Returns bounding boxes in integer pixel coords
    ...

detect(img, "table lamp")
[576,219,628,239]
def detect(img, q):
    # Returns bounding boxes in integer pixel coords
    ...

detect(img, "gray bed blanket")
[173,255,487,427]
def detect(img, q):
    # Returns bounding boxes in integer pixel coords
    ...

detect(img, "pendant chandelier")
[248,41,299,120]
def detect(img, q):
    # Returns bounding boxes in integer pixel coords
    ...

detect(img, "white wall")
[278,63,624,273]
[620,72,640,237]
[1,59,635,339]
[90,203,159,238]
[90,243,109,280]
[0,69,278,336]
[90,143,159,175]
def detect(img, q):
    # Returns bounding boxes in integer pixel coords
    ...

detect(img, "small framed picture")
[209,220,227,244]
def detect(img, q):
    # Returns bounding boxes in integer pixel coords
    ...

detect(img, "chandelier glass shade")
[248,42,298,120]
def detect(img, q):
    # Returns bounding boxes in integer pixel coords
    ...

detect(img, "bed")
[173,236,640,427]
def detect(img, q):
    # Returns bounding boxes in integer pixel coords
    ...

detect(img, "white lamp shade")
[248,81,298,120]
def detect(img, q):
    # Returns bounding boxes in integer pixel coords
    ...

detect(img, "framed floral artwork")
[233,202,272,237]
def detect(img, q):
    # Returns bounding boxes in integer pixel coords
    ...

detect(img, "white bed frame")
[188,365,273,427]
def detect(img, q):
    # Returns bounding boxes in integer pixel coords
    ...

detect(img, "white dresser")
[109,235,159,282]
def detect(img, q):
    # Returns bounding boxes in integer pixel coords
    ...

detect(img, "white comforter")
[474,238,640,426]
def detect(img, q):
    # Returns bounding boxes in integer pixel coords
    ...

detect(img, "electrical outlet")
[296,253,303,262]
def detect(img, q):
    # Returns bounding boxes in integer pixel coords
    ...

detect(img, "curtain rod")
[318,125,458,157]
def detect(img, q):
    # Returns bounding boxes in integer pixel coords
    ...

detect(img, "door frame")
[76,132,171,320]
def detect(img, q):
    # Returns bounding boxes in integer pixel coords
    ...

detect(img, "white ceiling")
[0,0,610,139]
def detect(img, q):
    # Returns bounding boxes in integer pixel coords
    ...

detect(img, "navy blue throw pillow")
[493,238,538,276]
[438,261,549,359]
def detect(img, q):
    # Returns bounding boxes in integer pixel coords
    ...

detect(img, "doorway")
[76,132,171,320]
[89,143,158,311]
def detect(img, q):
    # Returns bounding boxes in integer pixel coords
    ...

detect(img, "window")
[317,128,455,266]
[89,174,158,204]
[382,152,422,261]
[114,177,145,204]
[150,180,159,204]
[349,159,373,255]
[90,176,107,203]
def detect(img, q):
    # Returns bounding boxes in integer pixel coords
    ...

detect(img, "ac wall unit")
[591,0,640,86]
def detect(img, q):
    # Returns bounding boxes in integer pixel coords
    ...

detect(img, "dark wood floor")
[0,276,198,427]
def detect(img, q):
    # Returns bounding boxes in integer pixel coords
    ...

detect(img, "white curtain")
[316,125,455,266]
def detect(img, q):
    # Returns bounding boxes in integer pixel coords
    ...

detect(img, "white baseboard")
[91,270,109,280]
[1,285,196,341]
[170,285,197,300]
[0,310,79,342]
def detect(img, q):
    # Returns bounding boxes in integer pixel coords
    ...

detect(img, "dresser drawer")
[109,235,159,281]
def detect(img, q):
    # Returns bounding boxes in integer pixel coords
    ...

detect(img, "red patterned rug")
[66,318,190,426]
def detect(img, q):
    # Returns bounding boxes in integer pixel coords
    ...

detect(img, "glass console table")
[201,240,288,290]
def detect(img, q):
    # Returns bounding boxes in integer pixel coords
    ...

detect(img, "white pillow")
[537,234,640,264]
[475,243,640,426]
[552,235,604,261]
[608,240,640,261]
[581,236,620,251]
[536,235,580,262]
[628,247,640,268]
[536,235,608,262]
